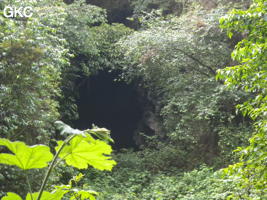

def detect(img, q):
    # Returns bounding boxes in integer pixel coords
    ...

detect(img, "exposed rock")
[86,0,133,25]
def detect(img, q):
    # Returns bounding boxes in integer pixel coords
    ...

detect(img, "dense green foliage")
[117,2,252,168]
[1,0,266,199]
[78,150,238,199]
[0,0,69,143]
[218,0,267,198]
[0,0,70,195]
[130,0,189,17]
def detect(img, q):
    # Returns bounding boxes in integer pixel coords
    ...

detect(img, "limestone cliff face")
[86,0,133,24]
[85,0,184,26]
[133,87,163,146]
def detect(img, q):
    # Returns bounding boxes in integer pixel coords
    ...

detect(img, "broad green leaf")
[69,173,84,186]
[1,192,22,200]
[56,135,116,170]
[0,138,53,170]
[73,173,84,183]
[53,185,98,200]
[26,190,68,200]
[70,189,98,200]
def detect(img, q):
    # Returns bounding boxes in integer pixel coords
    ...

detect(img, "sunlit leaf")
[56,135,116,170]
[1,192,22,200]
[0,138,53,170]
[26,190,67,200]
[69,173,84,185]
[69,189,98,200]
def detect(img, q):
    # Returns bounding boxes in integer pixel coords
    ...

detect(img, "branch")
[174,47,216,75]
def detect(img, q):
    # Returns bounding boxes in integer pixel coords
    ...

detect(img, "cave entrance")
[75,70,144,149]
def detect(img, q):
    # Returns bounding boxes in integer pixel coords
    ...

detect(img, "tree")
[0,0,70,195]
[0,0,69,143]
[117,2,252,168]
[217,0,267,198]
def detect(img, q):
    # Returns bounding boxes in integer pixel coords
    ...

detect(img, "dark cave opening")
[75,71,145,149]
[85,0,138,28]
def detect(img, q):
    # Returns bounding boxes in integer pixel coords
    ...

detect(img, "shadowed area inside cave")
[75,71,144,149]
